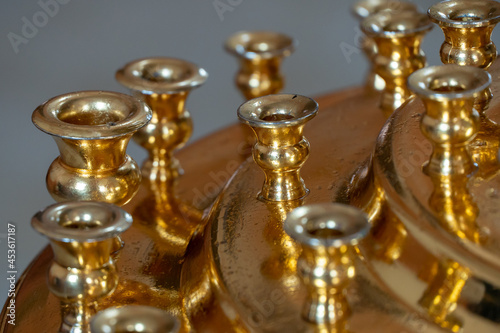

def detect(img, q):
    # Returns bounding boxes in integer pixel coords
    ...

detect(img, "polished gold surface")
[32,201,133,333]
[352,0,418,92]
[237,94,318,201]
[362,10,433,117]
[284,204,371,331]
[225,31,296,100]
[32,91,152,205]
[7,1,500,332]
[90,305,180,333]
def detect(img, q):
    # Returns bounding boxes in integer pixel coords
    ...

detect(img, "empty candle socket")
[352,0,418,92]
[408,64,492,243]
[32,201,133,332]
[284,203,371,330]
[116,57,208,196]
[362,10,433,117]
[225,31,296,100]
[237,94,318,201]
[32,91,152,206]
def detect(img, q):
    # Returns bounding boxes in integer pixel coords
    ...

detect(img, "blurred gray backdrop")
[0,0,491,305]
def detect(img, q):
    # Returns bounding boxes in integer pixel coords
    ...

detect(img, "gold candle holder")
[32,91,152,206]
[352,0,417,92]
[237,94,318,201]
[284,203,371,330]
[428,0,500,70]
[32,201,133,332]
[408,64,492,243]
[429,0,500,178]
[225,31,296,100]
[362,10,433,117]
[116,57,208,199]
[90,305,180,333]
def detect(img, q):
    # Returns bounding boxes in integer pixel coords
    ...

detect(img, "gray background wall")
[0,0,490,305]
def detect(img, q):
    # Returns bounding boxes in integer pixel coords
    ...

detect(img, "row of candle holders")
[25,0,500,331]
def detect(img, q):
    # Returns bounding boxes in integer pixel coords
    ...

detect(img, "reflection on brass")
[429,0,500,179]
[261,200,302,281]
[31,201,133,332]
[362,10,432,117]
[418,260,470,332]
[238,94,318,201]
[90,305,180,333]
[352,0,417,92]
[116,58,208,253]
[341,158,409,264]
[371,203,408,264]
[408,65,492,243]
[32,91,152,206]
[284,204,371,330]
[225,31,296,100]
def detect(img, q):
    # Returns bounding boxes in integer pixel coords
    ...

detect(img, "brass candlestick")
[362,10,433,117]
[225,31,296,100]
[90,305,180,333]
[116,58,208,254]
[352,0,417,92]
[237,94,318,201]
[116,57,208,198]
[284,203,371,331]
[32,91,152,205]
[429,0,500,179]
[408,64,492,243]
[32,201,133,332]
[428,0,500,70]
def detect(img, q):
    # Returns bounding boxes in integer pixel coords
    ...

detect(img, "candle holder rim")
[237,93,318,129]
[224,30,297,60]
[428,0,500,28]
[408,65,492,101]
[284,203,371,248]
[31,201,133,243]
[115,56,208,94]
[90,305,181,332]
[362,10,433,37]
[32,90,152,140]
[352,0,417,20]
